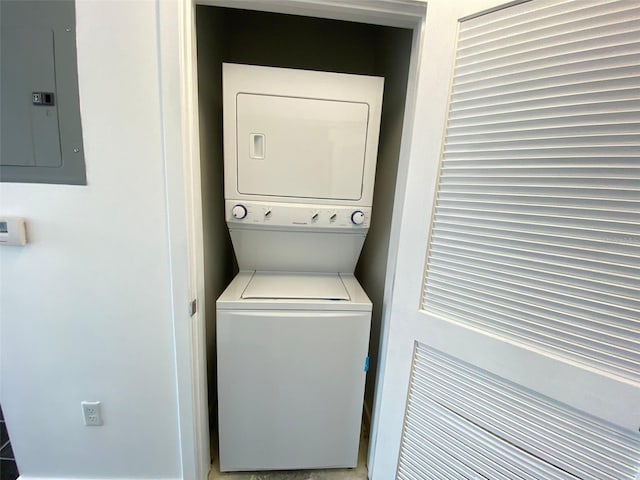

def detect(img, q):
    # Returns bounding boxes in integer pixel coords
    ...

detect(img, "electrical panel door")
[0,0,86,184]
[1,27,62,168]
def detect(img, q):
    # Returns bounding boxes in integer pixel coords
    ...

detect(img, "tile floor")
[209,422,369,480]
[0,404,19,480]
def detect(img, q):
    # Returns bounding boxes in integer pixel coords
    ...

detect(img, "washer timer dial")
[232,204,247,219]
[351,210,365,225]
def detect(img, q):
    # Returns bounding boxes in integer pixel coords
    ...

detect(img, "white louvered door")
[370,1,640,479]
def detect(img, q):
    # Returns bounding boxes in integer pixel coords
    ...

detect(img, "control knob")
[351,210,365,225]
[232,204,247,220]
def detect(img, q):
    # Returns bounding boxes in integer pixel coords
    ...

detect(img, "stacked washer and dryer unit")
[216,63,384,472]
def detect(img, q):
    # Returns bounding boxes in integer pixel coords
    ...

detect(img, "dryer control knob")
[232,204,247,220]
[351,210,366,225]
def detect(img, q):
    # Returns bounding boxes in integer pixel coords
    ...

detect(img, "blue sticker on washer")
[364,356,370,372]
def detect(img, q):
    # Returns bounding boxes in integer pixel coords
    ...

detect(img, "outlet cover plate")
[81,401,103,426]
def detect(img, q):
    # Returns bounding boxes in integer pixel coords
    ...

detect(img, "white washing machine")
[216,64,384,471]
[217,271,371,471]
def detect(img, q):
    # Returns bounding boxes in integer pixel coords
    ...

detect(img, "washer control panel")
[226,200,371,229]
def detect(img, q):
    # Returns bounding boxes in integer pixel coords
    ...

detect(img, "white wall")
[0,2,181,479]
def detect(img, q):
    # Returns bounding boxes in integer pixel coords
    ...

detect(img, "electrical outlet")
[81,401,103,426]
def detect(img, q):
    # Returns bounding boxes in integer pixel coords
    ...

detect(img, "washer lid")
[242,272,350,301]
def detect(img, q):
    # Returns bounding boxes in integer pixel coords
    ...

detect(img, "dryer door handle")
[249,133,265,159]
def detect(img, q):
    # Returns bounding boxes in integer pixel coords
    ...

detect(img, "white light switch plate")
[0,217,27,246]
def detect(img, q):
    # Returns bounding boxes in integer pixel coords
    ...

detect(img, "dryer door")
[236,93,369,201]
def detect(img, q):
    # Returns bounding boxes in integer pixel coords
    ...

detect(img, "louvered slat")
[397,344,640,479]
[421,0,640,382]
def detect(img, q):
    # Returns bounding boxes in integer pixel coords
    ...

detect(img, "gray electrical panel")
[0,0,86,185]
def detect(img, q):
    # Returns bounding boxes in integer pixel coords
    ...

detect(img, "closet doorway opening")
[191,3,419,477]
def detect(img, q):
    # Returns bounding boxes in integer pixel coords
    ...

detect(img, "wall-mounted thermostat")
[0,217,27,246]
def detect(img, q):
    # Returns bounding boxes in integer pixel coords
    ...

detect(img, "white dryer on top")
[222,63,384,273]
[223,63,384,207]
